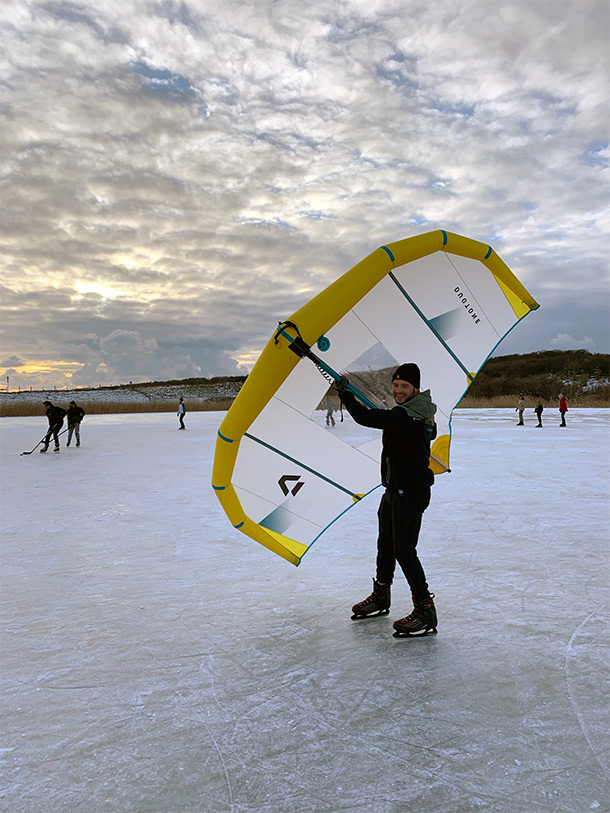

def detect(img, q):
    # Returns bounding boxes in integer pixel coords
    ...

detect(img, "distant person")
[41,400,66,453]
[559,395,568,427]
[534,394,544,428]
[66,400,85,447]
[516,393,526,426]
[177,397,186,430]
[325,396,335,427]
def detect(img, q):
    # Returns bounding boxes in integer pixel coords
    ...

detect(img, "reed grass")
[2,393,608,418]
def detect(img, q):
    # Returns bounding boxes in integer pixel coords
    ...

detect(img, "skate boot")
[392,594,437,637]
[40,446,48,453]
[351,579,391,619]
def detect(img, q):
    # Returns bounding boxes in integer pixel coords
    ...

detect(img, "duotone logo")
[278,475,304,496]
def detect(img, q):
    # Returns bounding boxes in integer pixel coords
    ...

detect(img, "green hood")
[398,389,437,423]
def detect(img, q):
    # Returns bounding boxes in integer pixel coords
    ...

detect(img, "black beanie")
[43,400,52,406]
[392,363,421,389]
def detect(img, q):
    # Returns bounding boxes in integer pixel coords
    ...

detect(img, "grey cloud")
[498,297,610,358]
[151,0,200,31]
[0,0,608,389]
[65,328,245,386]
[548,334,597,352]
[1,355,26,367]
[40,1,130,45]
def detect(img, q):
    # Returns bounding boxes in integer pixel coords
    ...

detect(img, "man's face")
[392,379,418,404]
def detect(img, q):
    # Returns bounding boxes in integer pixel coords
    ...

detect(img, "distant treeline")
[2,351,608,417]
[460,350,609,405]
[92,375,247,391]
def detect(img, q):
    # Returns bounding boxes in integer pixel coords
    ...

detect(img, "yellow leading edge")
[212,230,539,566]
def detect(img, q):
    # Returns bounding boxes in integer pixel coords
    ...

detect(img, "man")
[336,363,438,637]
[534,394,544,427]
[66,400,86,447]
[41,400,67,453]
[516,393,526,426]
[325,395,335,427]
[177,397,186,429]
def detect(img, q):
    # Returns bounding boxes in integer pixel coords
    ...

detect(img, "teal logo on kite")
[316,335,331,352]
[279,475,304,496]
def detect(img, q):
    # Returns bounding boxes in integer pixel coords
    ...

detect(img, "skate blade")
[392,627,437,638]
[351,609,390,620]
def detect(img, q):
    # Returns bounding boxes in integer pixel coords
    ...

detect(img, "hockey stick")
[21,426,69,455]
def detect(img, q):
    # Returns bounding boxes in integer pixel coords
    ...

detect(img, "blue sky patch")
[132,61,195,100]
[581,141,609,168]
[376,53,419,94]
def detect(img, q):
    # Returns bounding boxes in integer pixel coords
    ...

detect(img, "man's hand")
[334,375,350,396]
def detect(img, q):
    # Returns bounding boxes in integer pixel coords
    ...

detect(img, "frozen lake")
[1,409,609,812]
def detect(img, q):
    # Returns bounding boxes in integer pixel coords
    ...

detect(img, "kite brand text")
[454,287,481,324]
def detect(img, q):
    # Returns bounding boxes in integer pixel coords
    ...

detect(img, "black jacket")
[67,405,85,425]
[46,405,66,428]
[341,391,435,491]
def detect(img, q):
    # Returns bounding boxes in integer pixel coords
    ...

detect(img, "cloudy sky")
[1,0,608,391]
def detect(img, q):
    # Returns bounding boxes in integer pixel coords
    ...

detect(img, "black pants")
[376,488,431,601]
[179,414,185,429]
[44,421,63,448]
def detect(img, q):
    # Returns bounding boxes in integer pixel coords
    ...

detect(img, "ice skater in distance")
[516,393,525,426]
[534,394,544,427]
[177,397,186,430]
[559,395,568,427]
[335,363,438,637]
[325,395,336,427]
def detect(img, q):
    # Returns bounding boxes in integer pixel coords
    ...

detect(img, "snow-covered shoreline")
[0,378,245,414]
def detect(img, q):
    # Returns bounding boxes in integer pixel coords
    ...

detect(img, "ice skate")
[392,594,437,637]
[351,579,391,619]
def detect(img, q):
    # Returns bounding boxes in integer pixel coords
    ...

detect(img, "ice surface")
[1,409,609,812]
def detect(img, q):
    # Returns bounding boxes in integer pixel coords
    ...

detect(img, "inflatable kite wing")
[212,230,539,565]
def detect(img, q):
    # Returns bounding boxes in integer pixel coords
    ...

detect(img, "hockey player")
[66,400,85,447]
[336,363,438,637]
[40,400,67,453]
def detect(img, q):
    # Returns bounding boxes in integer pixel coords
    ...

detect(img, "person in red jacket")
[559,395,568,427]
